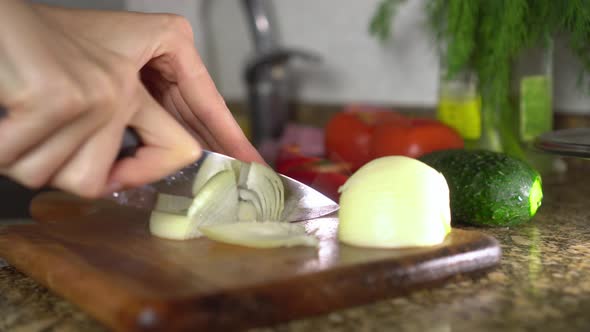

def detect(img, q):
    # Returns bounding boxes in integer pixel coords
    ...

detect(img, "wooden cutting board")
[0,192,501,332]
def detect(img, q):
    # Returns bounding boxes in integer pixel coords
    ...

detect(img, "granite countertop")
[1,163,590,332]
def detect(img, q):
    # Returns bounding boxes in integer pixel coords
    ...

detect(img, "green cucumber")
[419,149,543,227]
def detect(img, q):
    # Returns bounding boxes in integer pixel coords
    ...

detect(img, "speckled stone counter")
[1,165,590,332]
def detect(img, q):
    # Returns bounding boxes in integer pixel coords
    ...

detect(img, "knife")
[0,105,339,221]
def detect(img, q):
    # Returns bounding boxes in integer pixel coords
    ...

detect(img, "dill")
[370,0,590,109]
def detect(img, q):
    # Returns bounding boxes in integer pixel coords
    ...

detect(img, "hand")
[35,5,264,163]
[0,1,200,198]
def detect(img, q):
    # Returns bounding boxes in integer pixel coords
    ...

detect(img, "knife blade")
[0,105,339,221]
[149,150,339,222]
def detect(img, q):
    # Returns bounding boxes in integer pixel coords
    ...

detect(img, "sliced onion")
[150,159,290,246]
[238,201,258,221]
[199,222,318,248]
[188,170,239,228]
[153,193,192,214]
[238,188,263,220]
[238,163,267,220]
[250,163,284,220]
[192,157,237,196]
[238,162,284,221]
[149,211,201,240]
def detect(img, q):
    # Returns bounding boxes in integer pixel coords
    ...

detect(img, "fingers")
[167,85,223,152]
[47,84,200,198]
[181,77,262,163]
[176,50,264,164]
[140,67,211,150]
[1,103,108,189]
[143,16,264,164]
[105,86,201,192]
[48,115,127,198]
[0,75,91,167]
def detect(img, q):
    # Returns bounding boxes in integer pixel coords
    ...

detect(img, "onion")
[238,188,263,220]
[149,211,198,240]
[238,162,284,221]
[153,193,192,214]
[150,170,239,240]
[187,170,239,229]
[338,156,451,248]
[191,156,238,196]
[149,160,309,247]
[238,201,258,221]
[199,222,318,248]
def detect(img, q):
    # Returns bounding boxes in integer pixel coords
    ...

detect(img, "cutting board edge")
[56,231,502,331]
[149,235,501,331]
[0,228,146,332]
[0,231,501,331]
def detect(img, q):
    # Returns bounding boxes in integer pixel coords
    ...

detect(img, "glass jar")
[509,37,566,175]
[436,67,503,152]
[437,38,566,175]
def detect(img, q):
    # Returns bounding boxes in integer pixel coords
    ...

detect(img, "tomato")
[287,170,348,202]
[275,144,320,174]
[325,105,404,170]
[284,160,350,201]
[275,145,350,201]
[370,118,464,159]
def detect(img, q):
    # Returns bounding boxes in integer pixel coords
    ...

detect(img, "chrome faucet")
[241,0,320,147]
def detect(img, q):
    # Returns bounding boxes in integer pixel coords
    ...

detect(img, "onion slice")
[153,193,192,214]
[192,157,238,196]
[250,163,284,220]
[238,201,258,221]
[150,159,295,246]
[199,222,319,248]
[188,170,239,228]
[238,188,263,220]
[149,211,199,240]
[238,162,284,221]
[151,170,240,240]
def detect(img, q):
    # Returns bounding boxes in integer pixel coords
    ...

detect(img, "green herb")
[369,0,407,41]
[370,0,590,110]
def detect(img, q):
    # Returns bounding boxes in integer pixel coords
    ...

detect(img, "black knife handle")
[0,104,142,159]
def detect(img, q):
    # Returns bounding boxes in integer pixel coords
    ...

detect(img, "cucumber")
[419,149,543,227]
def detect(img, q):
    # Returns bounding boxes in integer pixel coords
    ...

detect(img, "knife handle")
[0,105,142,159]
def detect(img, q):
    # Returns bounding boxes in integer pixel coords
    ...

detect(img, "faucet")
[241,0,320,147]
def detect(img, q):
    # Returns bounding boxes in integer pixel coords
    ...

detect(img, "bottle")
[511,37,566,175]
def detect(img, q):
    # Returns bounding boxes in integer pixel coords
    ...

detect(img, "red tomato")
[275,144,320,174]
[275,144,350,200]
[284,160,350,201]
[325,106,404,170]
[370,118,464,159]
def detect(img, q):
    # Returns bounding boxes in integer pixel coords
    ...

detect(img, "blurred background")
[3,0,590,217]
